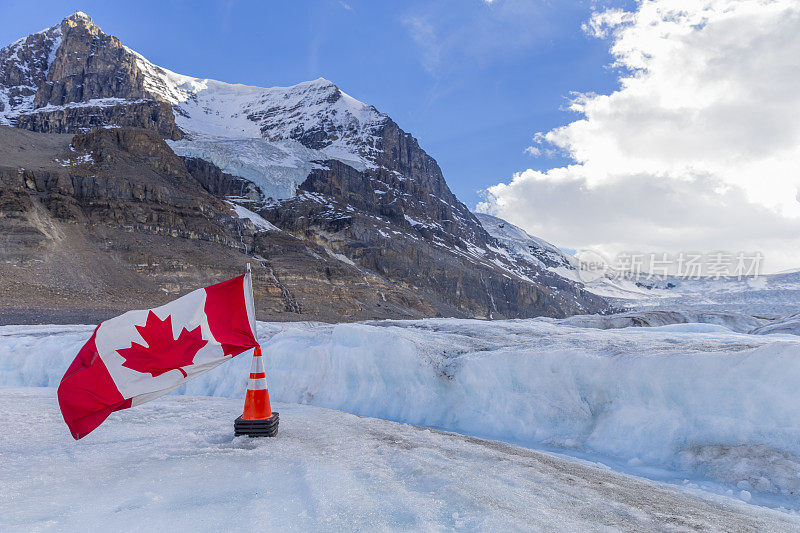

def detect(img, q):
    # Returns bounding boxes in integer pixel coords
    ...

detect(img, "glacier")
[3,315,800,509]
[3,388,798,531]
[128,48,387,201]
[167,136,330,201]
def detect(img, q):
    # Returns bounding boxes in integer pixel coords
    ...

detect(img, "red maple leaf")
[118,311,208,377]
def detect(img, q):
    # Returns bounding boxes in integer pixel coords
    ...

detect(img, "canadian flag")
[58,271,259,439]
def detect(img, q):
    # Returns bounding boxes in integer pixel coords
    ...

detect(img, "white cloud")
[477,169,800,272]
[523,146,541,156]
[480,0,800,272]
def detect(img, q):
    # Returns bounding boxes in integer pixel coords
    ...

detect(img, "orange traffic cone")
[234,345,279,437]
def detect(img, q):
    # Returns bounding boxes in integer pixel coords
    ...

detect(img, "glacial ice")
[3,315,800,505]
[3,388,797,530]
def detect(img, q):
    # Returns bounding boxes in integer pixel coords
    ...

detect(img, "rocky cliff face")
[262,159,606,318]
[0,12,178,139]
[0,19,62,117]
[0,12,610,320]
[16,99,181,139]
[0,126,440,323]
[182,156,261,199]
[34,12,148,108]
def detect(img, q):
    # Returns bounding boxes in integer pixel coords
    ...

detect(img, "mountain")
[0,12,609,322]
[475,213,581,277]
[476,212,684,301]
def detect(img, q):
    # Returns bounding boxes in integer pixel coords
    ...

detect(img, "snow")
[614,270,800,317]
[129,45,385,170]
[55,152,94,167]
[227,202,280,233]
[45,27,62,76]
[403,214,422,226]
[2,388,798,531]
[168,136,332,201]
[476,213,800,311]
[475,212,647,296]
[2,18,386,200]
[476,212,574,273]
[67,11,92,21]
[4,316,800,509]
[127,49,389,200]
[325,249,356,267]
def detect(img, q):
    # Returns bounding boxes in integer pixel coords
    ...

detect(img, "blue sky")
[0,0,628,208]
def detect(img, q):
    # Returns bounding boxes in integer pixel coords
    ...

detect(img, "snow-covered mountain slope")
[0,19,62,124]
[0,11,475,240]
[475,212,652,298]
[132,45,385,162]
[5,316,800,508]
[4,388,797,531]
[475,212,579,274]
[1,14,384,198]
[137,57,386,185]
[606,270,800,316]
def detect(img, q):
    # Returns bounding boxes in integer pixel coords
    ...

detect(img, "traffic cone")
[234,345,279,437]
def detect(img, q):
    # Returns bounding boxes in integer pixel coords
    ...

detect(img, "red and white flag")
[58,271,259,439]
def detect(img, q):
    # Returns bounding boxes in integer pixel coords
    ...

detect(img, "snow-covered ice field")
[2,313,800,529]
[2,388,799,532]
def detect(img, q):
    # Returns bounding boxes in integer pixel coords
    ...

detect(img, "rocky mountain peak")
[34,11,146,109]
[64,11,93,24]
[0,13,181,138]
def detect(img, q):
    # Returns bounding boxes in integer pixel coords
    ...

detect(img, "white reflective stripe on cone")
[247,377,268,390]
[249,352,264,374]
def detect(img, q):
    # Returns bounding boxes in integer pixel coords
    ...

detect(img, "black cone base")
[234,412,279,438]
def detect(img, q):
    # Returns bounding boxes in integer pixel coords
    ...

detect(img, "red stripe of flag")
[57,327,131,440]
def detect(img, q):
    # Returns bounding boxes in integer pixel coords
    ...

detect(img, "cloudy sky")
[477,0,800,272]
[1,0,798,271]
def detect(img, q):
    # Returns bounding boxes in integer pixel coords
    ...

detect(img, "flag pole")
[244,263,257,341]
